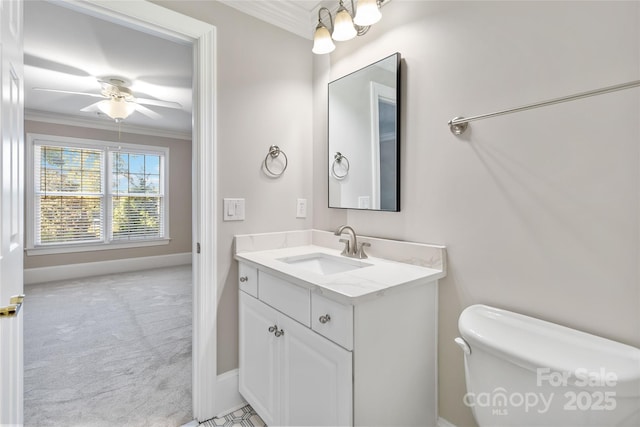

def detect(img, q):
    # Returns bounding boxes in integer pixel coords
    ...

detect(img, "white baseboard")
[215,369,246,418]
[438,417,457,427]
[24,252,192,285]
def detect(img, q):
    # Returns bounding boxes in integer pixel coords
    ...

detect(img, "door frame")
[60,0,218,421]
[368,81,395,211]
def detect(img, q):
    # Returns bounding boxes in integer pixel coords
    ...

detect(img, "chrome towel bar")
[449,79,640,135]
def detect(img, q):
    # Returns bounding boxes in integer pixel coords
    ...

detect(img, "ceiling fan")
[33,77,183,122]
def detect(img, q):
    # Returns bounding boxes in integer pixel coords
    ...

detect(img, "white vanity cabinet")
[238,261,439,427]
[239,278,352,427]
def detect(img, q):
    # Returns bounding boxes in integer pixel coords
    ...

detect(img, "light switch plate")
[296,198,307,218]
[223,198,245,221]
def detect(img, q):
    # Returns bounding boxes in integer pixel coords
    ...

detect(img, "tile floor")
[200,405,265,427]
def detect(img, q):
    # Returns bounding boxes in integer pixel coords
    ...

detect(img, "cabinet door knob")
[240,276,249,282]
[274,328,284,337]
[319,314,331,324]
[268,325,277,333]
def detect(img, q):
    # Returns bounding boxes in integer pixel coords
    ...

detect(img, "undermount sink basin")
[278,252,372,276]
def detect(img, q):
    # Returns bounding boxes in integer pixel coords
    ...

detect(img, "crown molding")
[218,0,392,42]
[218,0,322,40]
[25,109,192,141]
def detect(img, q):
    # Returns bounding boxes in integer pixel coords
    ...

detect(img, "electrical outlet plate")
[296,198,307,218]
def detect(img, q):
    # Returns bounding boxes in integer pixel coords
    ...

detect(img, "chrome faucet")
[334,225,370,259]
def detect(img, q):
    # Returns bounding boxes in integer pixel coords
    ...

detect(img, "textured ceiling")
[24,0,193,136]
[23,0,331,137]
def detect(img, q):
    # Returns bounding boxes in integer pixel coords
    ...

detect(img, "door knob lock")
[0,294,25,318]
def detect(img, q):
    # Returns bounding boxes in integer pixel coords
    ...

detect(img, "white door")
[0,0,24,424]
[280,313,352,427]
[238,292,280,426]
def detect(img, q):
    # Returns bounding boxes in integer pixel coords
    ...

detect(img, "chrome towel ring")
[263,145,288,177]
[331,152,349,180]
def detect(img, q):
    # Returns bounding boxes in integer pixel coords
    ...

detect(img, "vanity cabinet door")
[239,292,280,426]
[240,290,353,427]
[280,313,353,427]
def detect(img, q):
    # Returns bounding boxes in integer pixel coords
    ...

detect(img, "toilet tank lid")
[458,304,640,385]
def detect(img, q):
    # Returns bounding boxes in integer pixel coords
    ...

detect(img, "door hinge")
[196,242,201,254]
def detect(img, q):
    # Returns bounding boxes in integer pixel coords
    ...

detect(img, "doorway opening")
[22,0,217,422]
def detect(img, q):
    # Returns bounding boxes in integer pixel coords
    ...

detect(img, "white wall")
[154,0,314,374]
[315,1,640,426]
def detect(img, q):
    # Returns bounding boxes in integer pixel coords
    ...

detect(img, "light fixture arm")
[317,7,334,32]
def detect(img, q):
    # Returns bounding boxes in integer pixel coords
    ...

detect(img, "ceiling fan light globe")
[98,98,136,121]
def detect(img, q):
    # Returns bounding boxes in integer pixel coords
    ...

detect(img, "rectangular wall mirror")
[328,53,400,211]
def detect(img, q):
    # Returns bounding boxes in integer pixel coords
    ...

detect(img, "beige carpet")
[24,265,192,427]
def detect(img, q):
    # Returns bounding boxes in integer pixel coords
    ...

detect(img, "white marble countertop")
[235,244,445,305]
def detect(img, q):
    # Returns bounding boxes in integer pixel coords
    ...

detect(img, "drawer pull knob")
[240,276,249,282]
[275,328,285,337]
[319,314,331,324]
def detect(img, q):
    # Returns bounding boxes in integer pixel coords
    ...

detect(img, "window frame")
[26,133,170,255]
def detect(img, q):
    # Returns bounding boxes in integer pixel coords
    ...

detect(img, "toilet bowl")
[456,304,640,426]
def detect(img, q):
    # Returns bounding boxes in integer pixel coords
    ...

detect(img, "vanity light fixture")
[312,8,336,54]
[353,0,382,26]
[332,2,358,41]
[312,0,386,54]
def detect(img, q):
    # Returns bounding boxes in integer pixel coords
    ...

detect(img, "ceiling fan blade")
[33,87,105,98]
[80,101,102,112]
[25,54,92,77]
[135,97,182,110]
[134,104,162,120]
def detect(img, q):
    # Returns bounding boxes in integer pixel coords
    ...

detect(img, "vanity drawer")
[239,263,258,297]
[312,293,353,350]
[259,271,310,327]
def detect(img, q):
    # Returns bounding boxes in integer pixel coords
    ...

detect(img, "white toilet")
[456,304,640,426]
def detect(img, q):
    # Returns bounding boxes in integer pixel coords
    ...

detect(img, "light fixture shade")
[332,7,357,41]
[98,98,136,121]
[312,24,335,54]
[354,0,381,26]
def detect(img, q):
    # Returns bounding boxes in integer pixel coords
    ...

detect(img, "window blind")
[34,145,104,244]
[31,139,167,248]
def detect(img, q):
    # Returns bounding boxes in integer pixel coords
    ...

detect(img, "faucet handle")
[338,238,350,256]
[357,242,371,259]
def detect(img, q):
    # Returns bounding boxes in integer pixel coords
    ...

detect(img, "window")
[111,152,164,241]
[28,134,169,253]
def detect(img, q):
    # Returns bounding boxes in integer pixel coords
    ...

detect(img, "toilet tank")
[456,304,640,427]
